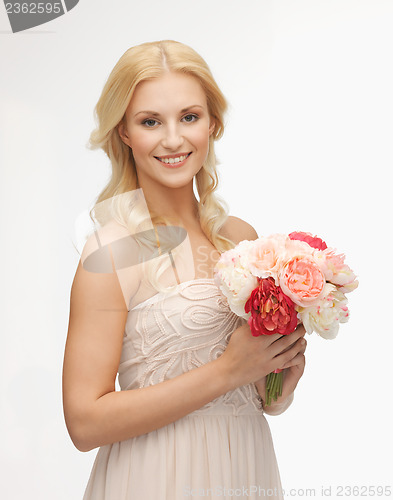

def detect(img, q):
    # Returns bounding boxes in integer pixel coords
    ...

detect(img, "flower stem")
[265,371,283,406]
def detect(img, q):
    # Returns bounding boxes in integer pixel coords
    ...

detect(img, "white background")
[1,1,392,499]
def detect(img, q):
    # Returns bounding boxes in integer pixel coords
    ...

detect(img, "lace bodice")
[117,278,264,416]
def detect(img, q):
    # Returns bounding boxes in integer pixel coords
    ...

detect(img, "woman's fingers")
[281,352,306,370]
[223,322,307,386]
[295,324,306,336]
[263,332,285,345]
[268,327,305,358]
[274,337,307,370]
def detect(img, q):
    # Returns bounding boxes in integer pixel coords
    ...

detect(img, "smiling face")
[118,71,215,193]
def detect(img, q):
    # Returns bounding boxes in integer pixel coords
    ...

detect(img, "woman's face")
[118,71,215,191]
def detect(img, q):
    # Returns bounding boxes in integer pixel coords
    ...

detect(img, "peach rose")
[279,256,325,307]
[248,235,287,283]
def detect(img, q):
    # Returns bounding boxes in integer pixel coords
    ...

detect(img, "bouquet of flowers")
[214,231,358,406]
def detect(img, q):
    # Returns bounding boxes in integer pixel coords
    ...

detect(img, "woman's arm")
[62,258,235,452]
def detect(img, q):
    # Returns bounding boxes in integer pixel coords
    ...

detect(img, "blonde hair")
[87,40,234,293]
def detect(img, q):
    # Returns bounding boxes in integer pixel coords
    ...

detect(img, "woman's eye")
[182,114,198,123]
[142,119,159,127]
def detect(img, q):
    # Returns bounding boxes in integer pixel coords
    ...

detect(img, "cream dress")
[82,278,293,500]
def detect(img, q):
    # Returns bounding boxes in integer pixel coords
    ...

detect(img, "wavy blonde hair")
[87,40,234,293]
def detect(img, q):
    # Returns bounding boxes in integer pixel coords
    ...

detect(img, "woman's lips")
[154,152,192,168]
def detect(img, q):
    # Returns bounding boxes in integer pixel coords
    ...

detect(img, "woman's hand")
[280,326,307,398]
[218,322,307,391]
[254,325,307,409]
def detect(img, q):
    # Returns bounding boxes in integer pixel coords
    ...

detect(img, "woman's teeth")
[156,154,190,164]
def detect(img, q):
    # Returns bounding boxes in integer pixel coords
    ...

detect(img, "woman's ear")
[208,119,216,137]
[117,122,131,147]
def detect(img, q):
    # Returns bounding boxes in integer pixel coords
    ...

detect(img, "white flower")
[214,240,258,318]
[215,277,257,318]
[297,283,350,339]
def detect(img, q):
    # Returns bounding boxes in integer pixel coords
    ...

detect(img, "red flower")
[244,277,298,336]
[289,231,327,251]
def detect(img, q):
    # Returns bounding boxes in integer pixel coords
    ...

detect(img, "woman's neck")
[141,182,201,228]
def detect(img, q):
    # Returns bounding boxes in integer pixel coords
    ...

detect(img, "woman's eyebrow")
[134,105,204,118]
[180,105,204,112]
[134,110,159,118]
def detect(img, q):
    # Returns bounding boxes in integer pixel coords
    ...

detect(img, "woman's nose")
[161,123,184,150]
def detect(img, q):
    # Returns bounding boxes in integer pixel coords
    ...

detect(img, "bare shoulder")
[220,215,259,245]
[80,218,132,265]
[79,218,141,308]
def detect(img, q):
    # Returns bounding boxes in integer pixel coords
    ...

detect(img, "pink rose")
[279,256,325,307]
[244,277,298,336]
[320,249,358,290]
[289,231,327,251]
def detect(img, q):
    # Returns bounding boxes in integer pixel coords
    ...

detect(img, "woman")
[62,40,307,500]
